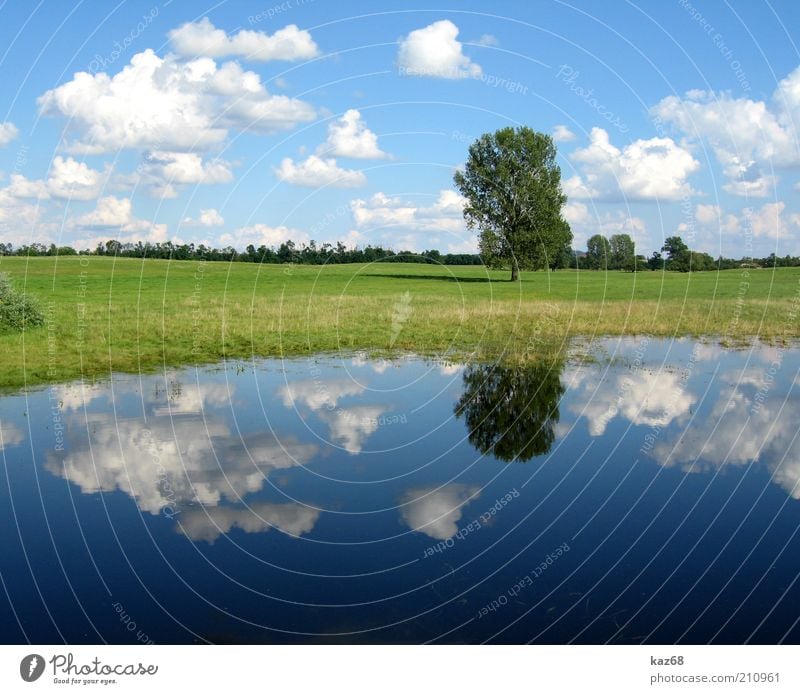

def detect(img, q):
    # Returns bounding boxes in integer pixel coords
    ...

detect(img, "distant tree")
[610,233,636,271]
[661,236,690,271]
[586,234,612,270]
[453,126,572,281]
[646,251,664,271]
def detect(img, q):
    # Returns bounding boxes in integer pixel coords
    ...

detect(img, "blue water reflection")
[1,337,799,643]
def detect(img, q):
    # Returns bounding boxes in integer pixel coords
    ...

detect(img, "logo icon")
[20,654,45,683]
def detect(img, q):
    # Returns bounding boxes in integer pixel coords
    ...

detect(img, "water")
[1,337,799,644]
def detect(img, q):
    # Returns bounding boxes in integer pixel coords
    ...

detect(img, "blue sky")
[1,0,799,257]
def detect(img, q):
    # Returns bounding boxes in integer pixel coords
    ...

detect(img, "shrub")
[0,273,45,331]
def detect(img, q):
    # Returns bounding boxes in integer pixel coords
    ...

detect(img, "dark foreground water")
[1,338,800,644]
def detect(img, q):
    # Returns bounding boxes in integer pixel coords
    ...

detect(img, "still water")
[1,338,799,644]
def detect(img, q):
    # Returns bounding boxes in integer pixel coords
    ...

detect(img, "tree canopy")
[453,126,572,280]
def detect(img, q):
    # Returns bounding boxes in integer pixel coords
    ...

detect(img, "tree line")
[1,236,794,271]
[0,240,484,265]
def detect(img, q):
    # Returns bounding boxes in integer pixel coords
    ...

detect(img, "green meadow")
[1,255,799,390]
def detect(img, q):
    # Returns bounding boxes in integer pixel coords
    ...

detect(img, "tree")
[610,233,635,271]
[453,127,572,281]
[586,234,611,270]
[661,236,690,271]
[454,361,565,462]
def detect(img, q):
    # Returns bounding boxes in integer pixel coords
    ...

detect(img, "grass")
[1,255,799,391]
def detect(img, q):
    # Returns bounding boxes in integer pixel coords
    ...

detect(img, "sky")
[0,0,799,258]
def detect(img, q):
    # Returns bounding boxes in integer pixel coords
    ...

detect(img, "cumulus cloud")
[275,154,366,188]
[168,17,319,61]
[399,484,481,540]
[650,367,800,500]
[569,368,695,437]
[318,405,391,455]
[4,156,106,201]
[553,124,576,142]
[742,201,800,240]
[218,223,308,250]
[350,189,466,232]
[69,195,168,248]
[397,20,481,79]
[651,66,800,197]
[0,122,19,147]
[317,109,387,159]
[0,420,24,451]
[278,377,366,411]
[561,202,646,251]
[46,387,318,515]
[565,127,700,202]
[182,208,225,228]
[177,502,320,543]
[38,50,316,153]
[126,151,234,198]
[0,188,46,244]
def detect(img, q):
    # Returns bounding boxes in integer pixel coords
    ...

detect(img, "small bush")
[0,273,45,331]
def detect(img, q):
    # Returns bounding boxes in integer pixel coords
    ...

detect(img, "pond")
[1,337,799,644]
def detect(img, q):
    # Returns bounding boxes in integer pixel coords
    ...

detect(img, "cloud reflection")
[399,484,481,540]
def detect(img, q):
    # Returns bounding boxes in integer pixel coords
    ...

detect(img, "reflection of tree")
[455,361,565,462]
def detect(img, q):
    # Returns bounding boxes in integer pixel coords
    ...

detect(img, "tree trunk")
[510,258,520,281]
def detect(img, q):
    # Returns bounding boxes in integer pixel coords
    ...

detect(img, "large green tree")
[454,361,565,462]
[453,127,572,281]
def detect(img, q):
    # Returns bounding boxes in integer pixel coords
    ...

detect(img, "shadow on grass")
[362,273,508,283]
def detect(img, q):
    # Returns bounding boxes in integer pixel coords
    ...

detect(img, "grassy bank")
[1,255,799,390]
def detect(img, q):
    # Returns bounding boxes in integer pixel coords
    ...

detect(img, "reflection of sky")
[6,341,800,551]
[43,379,320,541]
[4,341,800,644]
[399,484,481,540]
[652,367,800,499]
[565,339,800,500]
[0,419,23,451]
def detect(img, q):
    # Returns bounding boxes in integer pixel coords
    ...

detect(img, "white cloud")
[317,109,387,159]
[278,377,366,411]
[651,370,800,500]
[182,208,225,228]
[350,189,466,233]
[127,151,234,198]
[318,404,388,454]
[46,405,318,515]
[69,195,168,248]
[142,151,233,185]
[219,223,308,249]
[553,124,576,142]
[39,50,316,153]
[474,34,498,47]
[150,382,232,416]
[569,368,695,437]
[0,188,46,244]
[742,201,799,240]
[563,203,646,251]
[397,20,481,79]
[399,484,480,540]
[0,122,19,147]
[4,156,106,201]
[651,66,800,197]
[169,17,319,61]
[275,154,366,188]
[0,420,24,451]
[177,502,320,543]
[566,127,700,202]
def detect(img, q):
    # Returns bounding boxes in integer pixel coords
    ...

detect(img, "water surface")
[1,338,799,643]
